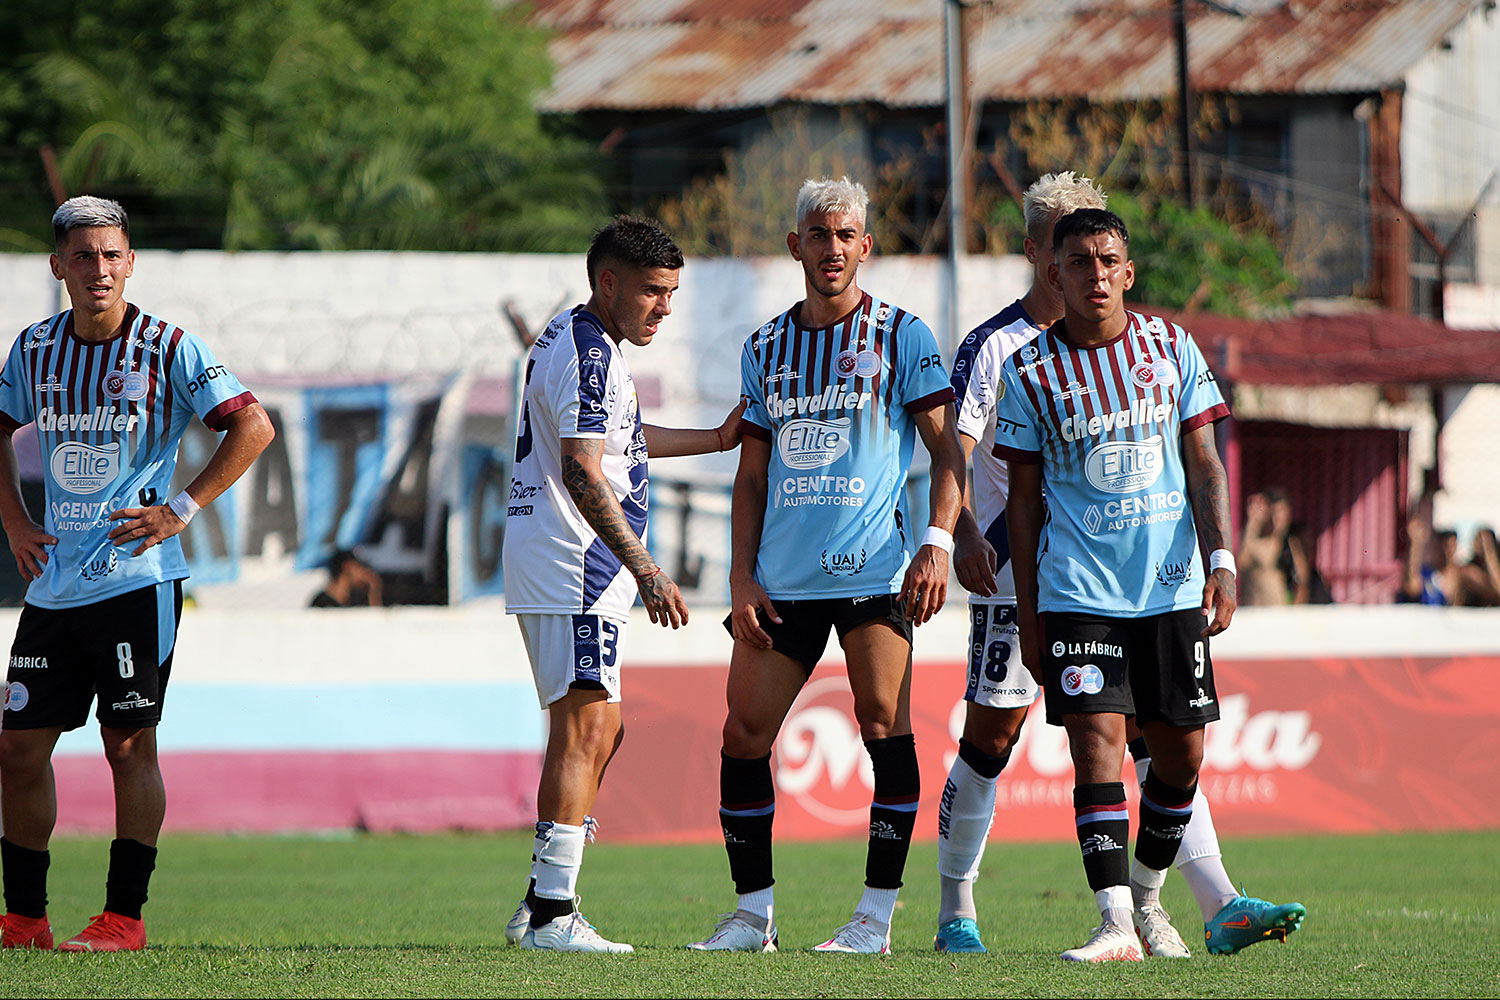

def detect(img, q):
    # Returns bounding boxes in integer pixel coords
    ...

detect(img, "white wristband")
[167,491,201,526]
[920,525,954,555]
[1209,548,1236,575]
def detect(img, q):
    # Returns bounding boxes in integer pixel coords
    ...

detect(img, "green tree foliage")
[1107,191,1295,317]
[0,0,604,250]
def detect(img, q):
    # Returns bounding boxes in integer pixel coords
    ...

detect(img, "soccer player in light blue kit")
[996,207,1304,962]
[0,197,274,951]
[689,177,964,954]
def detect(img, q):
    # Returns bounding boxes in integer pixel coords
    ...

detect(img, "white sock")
[1095,885,1133,930]
[1180,856,1239,924]
[531,821,586,904]
[1129,859,1168,909]
[937,755,997,923]
[856,886,899,927]
[737,887,774,929]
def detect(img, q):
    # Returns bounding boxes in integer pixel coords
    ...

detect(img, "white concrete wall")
[1402,3,1500,284]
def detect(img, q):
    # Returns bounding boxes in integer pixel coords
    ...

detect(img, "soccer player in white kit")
[937,176,1305,958]
[500,217,745,953]
[0,196,274,951]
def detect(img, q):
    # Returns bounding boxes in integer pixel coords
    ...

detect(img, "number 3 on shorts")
[117,641,135,679]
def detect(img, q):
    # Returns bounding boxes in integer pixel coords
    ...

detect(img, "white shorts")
[964,602,1041,709]
[517,613,627,709]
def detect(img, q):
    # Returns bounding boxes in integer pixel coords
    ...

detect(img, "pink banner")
[596,655,1500,842]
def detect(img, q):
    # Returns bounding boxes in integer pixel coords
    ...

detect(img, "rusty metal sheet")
[521,0,1484,111]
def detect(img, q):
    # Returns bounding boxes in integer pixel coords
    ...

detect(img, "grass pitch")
[1,829,1495,998]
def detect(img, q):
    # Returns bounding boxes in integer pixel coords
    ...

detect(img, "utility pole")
[944,0,968,353]
[1174,0,1193,207]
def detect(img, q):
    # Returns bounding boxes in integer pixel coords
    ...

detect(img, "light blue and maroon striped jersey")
[0,305,256,608]
[739,291,954,599]
[990,311,1229,617]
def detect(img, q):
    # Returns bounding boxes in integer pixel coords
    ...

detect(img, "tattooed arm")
[560,436,688,629]
[1182,422,1237,636]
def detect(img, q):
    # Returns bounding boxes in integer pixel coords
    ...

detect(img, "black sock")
[1073,782,1130,892]
[529,895,573,927]
[864,734,919,890]
[103,838,156,921]
[1126,737,1149,763]
[719,752,775,895]
[523,876,538,910]
[1,837,49,919]
[1135,767,1195,872]
[957,737,1012,779]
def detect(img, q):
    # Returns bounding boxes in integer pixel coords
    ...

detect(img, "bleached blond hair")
[1022,171,1107,238]
[795,177,869,230]
[52,195,130,249]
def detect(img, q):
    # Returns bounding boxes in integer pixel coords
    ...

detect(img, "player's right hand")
[637,567,689,629]
[3,517,57,581]
[729,574,780,649]
[954,525,998,597]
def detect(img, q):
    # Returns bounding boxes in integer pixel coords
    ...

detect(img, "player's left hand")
[108,504,189,556]
[1201,567,1237,636]
[715,398,749,452]
[899,545,949,625]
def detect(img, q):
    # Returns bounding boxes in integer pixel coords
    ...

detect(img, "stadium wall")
[16,603,1500,842]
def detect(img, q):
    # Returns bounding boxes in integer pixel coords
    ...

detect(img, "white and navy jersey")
[991,311,1229,618]
[0,305,256,609]
[740,292,954,599]
[950,300,1046,604]
[502,307,647,622]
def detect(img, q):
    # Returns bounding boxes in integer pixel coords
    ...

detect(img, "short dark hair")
[1052,208,1128,254]
[52,195,130,251]
[327,549,360,576]
[585,216,684,291]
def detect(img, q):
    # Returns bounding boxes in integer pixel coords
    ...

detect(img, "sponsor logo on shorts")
[9,656,47,670]
[778,417,851,470]
[4,681,27,711]
[575,622,594,640]
[506,505,533,517]
[1085,435,1165,494]
[111,691,156,711]
[1190,691,1216,709]
[1060,664,1105,696]
[50,441,120,494]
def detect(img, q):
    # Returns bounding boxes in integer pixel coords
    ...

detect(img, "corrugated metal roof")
[520,0,1483,112]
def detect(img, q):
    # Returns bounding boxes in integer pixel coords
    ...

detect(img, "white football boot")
[1060,921,1144,962]
[812,915,891,955]
[687,912,778,952]
[504,900,531,945]
[519,905,634,954]
[1134,905,1191,958]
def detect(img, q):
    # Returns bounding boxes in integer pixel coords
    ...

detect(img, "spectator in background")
[1460,528,1500,607]
[309,549,383,608]
[1237,488,1292,606]
[1283,522,1334,605]
[1398,516,1461,605]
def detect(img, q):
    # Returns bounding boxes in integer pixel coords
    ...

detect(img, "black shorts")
[723,594,913,672]
[4,581,184,731]
[1040,607,1219,728]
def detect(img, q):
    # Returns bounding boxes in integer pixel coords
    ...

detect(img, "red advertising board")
[596,655,1500,842]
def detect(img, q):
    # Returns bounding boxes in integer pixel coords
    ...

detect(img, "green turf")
[2,829,1496,997]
